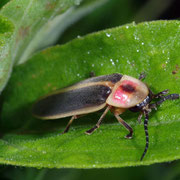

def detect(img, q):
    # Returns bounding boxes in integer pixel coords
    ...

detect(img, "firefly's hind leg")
[114,114,133,139]
[62,115,78,134]
[85,106,111,135]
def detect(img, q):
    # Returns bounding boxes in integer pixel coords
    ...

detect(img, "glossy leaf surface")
[0,15,14,92]
[0,20,180,168]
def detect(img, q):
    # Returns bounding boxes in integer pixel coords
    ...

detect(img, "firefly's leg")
[140,110,149,161]
[62,115,78,134]
[139,72,146,80]
[138,112,143,124]
[85,106,111,135]
[153,89,169,98]
[114,114,133,139]
[150,94,179,109]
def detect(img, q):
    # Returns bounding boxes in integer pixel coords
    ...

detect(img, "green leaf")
[39,0,109,48]
[0,20,180,168]
[0,0,10,9]
[0,15,14,92]
[0,0,90,64]
[60,0,140,44]
[4,167,78,180]
[4,162,180,180]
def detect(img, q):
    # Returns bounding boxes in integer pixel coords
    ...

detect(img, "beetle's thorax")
[106,75,149,108]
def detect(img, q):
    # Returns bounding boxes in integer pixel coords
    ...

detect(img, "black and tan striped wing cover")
[32,73,123,119]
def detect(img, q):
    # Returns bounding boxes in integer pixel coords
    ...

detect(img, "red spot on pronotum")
[113,80,137,105]
[114,89,129,104]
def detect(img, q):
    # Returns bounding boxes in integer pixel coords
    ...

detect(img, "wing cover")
[33,85,111,119]
[75,73,123,85]
[32,73,123,119]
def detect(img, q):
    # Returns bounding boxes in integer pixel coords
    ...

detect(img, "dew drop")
[77,35,81,38]
[92,64,94,67]
[101,63,104,66]
[136,49,139,52]
[106,33,111,37]
[42,151,46,154]
[126,25,129,29]
[132,21,136,26]
[127,60,131,64]
[134,36,139,40]
[141,42,144,45]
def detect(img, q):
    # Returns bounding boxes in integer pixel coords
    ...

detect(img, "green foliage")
[0,21,179,168]
[0,0,9,9]
[3,161,180,180]
[59,0,140,44]
[0,15,14,92]
[0,0,84,64]
[0,0,105,92]
[0,0,106,66]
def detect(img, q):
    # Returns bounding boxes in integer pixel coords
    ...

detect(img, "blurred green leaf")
[39,0,109,49]
[0,0,9,9]
[3,167,79,180]
[134,0,175,22]
[0,20,180,168]
[0,15,14,92]
[3,161,180,180]
[0,0,100,64]
[60,0,142,44]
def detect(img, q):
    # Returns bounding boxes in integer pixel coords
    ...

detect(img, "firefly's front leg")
[111,107,133,139]
[114,114,133,139]
[85,106,111,135]
[149,93,179,109]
